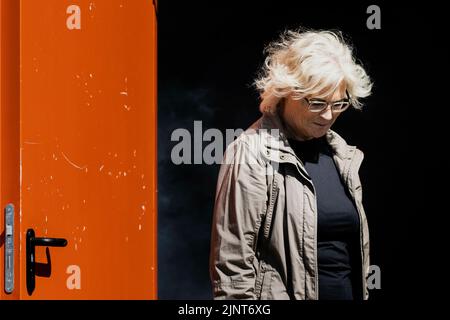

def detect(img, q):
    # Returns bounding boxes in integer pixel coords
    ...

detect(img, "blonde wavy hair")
[254,28,373,112]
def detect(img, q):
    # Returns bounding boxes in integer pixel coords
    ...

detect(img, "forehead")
[309,82,347,100]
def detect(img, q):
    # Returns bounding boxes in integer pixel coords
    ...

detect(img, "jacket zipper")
[346,149,366,300]
[281,153,319,299]
[293,156,319,299]
[311,182,319,300]
[255,176,279,299]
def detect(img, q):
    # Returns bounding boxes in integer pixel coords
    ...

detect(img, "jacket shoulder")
[222,117,268,167]
[327,129,364,159]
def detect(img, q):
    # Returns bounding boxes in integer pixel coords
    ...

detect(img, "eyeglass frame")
[303,90,352,113]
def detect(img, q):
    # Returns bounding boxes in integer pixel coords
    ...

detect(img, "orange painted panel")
[1,0,21,301]
[2,0,157,299]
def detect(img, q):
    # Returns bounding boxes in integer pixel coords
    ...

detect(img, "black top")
[288,136,362,300]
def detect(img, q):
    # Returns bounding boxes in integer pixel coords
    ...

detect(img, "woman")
[209,28,373,300]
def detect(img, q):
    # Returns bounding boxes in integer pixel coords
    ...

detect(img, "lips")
[314,122,328,127]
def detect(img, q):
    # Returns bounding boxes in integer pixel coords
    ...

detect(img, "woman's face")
[279,83,347,140]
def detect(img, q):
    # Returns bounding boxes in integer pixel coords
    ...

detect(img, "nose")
[320,106,333,121]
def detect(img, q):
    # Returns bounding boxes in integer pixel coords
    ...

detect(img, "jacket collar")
[256,112,355,161]
[250,112,362,185]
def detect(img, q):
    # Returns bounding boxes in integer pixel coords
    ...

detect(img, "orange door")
[1,0,157,299]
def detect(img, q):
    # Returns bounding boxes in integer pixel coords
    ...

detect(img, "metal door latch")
[4,204,14,294]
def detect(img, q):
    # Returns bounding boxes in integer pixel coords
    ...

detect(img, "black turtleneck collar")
[287,135,331,163]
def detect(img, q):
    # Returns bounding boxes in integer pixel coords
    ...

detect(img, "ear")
[259,93,282,114]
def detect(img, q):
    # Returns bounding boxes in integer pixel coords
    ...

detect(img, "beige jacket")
[209,113,370,300]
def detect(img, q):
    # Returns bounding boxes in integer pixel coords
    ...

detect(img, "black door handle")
[26,228,68,295]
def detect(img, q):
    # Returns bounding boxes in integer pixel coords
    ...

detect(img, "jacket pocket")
[255,267,290,300]
[259,268,273,300]
[268,269,290,299]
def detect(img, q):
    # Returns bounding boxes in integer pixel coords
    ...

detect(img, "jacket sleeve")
[209,138,268,299]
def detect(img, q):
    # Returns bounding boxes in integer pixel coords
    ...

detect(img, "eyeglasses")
[304,91,352,113]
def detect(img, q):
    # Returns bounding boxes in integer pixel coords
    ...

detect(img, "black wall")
[158,0,443,300]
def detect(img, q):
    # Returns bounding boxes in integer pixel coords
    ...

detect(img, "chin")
[311,129,328,138]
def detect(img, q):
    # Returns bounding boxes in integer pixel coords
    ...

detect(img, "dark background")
[157,1,443,300]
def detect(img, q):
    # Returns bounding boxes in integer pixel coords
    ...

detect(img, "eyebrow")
[309,98,349,102]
